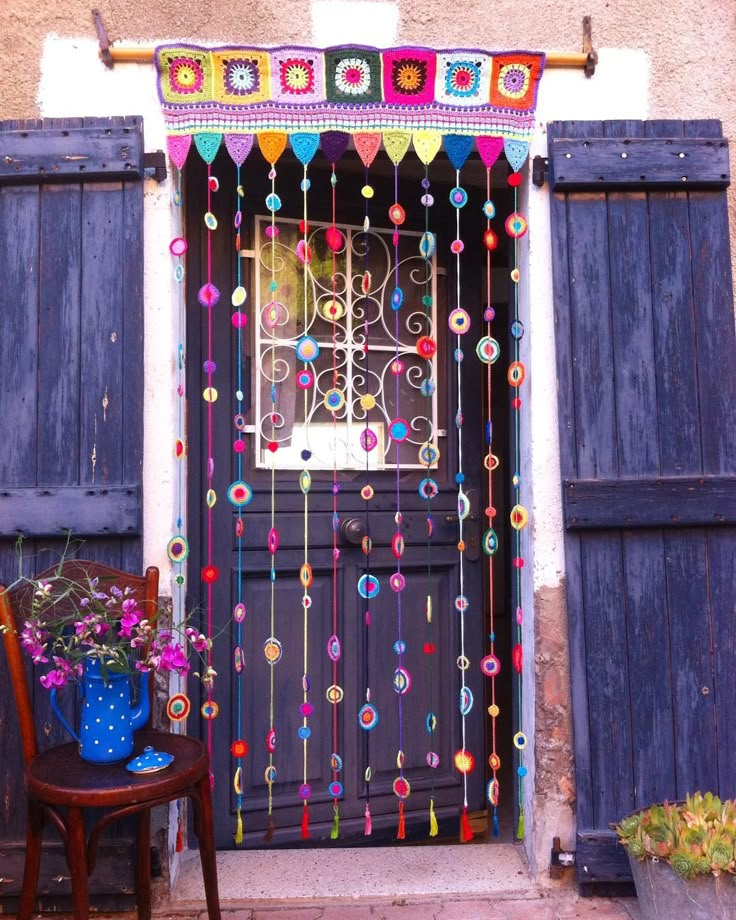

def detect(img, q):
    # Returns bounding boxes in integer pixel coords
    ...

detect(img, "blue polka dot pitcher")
[50,658,150,764]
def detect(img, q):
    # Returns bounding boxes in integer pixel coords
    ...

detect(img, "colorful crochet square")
[159,48,212,104]
[382,48,436,104]
[212,49,271,104]
[435,52,492,106]
[489,52,544,111]
[271,47,325,103]
[325,48,382,103]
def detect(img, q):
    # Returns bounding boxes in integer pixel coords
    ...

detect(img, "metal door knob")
[340,517,366,545]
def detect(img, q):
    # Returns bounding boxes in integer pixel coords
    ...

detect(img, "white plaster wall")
[37,31,648,877]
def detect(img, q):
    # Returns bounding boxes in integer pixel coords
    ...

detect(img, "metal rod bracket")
[583,15,598,77]
[92,9,113,69]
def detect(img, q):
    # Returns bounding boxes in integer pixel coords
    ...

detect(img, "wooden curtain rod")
[92,8,597,74]
[101,45,596,72]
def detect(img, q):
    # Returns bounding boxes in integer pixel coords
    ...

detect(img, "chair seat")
[27,730,209,807]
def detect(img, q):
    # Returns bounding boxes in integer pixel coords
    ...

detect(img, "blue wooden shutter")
[549,119,736,889]
[0,116,144,908]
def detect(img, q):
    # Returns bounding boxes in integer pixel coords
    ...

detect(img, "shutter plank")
[79,182,125,489]
[120,126,144,572]
[0,122,143,184]
[647,121,703,476]
[564,475,736,528]
[622,531,676,807]
[549,136,729,190]
[581,533,633,827]
[563,122,618,479]
[684,120,736,474]
[665,531,719,797]
[709,529,736,795]
[603,121,660,477]
[0,185,39,489]
[548,121,594,829]
[38,184,83,484]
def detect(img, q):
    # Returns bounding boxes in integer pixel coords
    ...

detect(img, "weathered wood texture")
[549,119,736,888]
[0,486,141,536]
[0,116,144,907]
[0,120,143,184]
[549,135,730,190]
[563,476,736,528]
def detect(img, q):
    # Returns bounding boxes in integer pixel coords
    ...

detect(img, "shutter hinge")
[144,150,168,182]
[550,836,576,879]
[532,156,548,187]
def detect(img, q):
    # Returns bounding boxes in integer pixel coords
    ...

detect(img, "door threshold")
[168,844,535,908]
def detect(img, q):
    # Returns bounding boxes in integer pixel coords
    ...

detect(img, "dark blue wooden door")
[0,117,144,909]
[185,151,510,847]
[549,119,736,888]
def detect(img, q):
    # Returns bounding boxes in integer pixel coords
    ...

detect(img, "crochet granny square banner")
[155,43,544,161]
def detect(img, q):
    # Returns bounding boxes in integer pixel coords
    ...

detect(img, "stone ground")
[23,894,641,920]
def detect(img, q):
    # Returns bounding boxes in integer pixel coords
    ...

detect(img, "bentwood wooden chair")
[0,560,221,920]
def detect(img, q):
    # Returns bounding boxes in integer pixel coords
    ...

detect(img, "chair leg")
[17,802,43,920]
[192,777,221,920]
[66,807,89,920]
[136,810,152,920]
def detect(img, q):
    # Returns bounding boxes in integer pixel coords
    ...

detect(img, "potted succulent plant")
[616,792,736,919]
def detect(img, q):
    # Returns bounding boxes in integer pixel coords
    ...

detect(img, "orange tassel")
[397,801,406,840]
[175,816,183,852]
[301,802,310,840]
[364,803,372,836]
[264,814,275,843]
[460,805,474,843]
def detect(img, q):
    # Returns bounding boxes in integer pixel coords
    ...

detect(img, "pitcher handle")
[50,688,80,743]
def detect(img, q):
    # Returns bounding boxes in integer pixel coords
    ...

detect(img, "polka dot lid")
[126,745,175,774]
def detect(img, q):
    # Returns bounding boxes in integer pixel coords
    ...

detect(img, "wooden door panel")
[236,561,338,821]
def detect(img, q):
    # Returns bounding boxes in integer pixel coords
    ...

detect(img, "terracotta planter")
[628,852,736,919]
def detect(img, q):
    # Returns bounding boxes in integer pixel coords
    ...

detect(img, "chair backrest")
[0,560,159,767]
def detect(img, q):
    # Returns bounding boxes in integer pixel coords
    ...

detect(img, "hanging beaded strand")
[356,152,377,837]
[478,150,502,838]
[417,152,440,838]
[263,150,283,842]
[231,159,248,845]
[298,150,314,839]
[446,136,475,843]
[506,165,529,840]
[198,147,222,777]
[328,152,342,841]
[168,162,188,852]
[388,157,411,840]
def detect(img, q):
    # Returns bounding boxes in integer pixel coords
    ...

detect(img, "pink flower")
[158,643,190,674]
[186,627,209,653]
[118,608,140,638]
[39,656,77,689]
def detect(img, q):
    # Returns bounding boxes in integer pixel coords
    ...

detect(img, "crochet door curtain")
[157,44,543,845]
